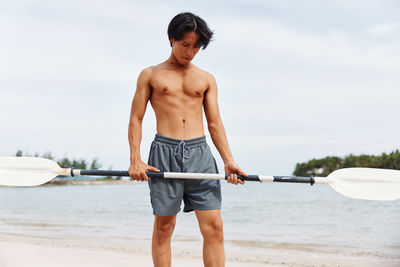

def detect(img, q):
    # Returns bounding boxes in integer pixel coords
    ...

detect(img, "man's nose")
[186,48,194,57]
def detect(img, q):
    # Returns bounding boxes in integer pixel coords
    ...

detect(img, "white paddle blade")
[0,157,60,186]
[328,168,400,201]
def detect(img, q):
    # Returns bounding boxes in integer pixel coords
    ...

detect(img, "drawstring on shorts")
[174,140,191,165]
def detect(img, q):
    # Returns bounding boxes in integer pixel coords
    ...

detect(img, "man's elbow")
[129,115,143,129]
[207,121,221,133]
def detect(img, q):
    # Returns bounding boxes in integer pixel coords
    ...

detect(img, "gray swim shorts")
[147,134,221,216]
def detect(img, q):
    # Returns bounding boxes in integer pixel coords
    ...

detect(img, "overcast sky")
[1,0,399,175]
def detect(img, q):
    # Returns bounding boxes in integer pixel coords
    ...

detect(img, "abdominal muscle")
[150,94,205,140]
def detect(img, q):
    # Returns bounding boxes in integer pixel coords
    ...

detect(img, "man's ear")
[169,37,175,47]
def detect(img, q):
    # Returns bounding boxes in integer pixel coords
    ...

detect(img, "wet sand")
[0,233,398,267]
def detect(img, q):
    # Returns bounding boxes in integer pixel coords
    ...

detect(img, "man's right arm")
[128,68,159,181]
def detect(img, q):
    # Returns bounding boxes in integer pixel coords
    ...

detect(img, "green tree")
[72,159,87,169]
[41,152,54,160]
[293,149,400,176]
[58,157,72,168]
[90,158,102,170]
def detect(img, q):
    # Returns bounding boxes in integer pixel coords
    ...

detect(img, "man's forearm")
[208,119,234,163]
[128,117,143,163]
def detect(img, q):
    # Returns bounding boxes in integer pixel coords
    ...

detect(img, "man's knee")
[154,216,176,241]
[200,217,224,242]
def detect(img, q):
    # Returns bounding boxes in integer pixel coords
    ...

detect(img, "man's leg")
[195,209,225,267]
[152,215,177,267]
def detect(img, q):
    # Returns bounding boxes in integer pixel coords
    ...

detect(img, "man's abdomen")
[152,101,205,140]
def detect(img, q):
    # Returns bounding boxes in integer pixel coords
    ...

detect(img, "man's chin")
[179,58,192,66]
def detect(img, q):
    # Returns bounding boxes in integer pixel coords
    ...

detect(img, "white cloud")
[365,23,400,36]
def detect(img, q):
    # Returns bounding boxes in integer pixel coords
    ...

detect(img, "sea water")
[0,182,399,261]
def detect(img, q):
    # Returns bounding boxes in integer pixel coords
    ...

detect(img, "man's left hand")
[224,159,247,185]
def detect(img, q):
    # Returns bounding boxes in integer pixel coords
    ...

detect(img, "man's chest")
[150,72,208,98]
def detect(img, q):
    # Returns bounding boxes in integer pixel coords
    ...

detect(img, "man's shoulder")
[140,63,170,76]
[137,66,153,80]
[138,65,165,82]
[191,65,216,82]
[139,66,157,76]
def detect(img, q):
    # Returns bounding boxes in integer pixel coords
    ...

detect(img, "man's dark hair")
[167,12,214,49]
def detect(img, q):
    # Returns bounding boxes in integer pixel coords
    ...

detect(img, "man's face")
[170,31,201,66]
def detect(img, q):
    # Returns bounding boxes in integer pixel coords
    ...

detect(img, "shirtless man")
[128,12,247,267]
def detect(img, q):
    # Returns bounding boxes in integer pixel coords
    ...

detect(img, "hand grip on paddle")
[128,161,160,181]
[224,159,247,185]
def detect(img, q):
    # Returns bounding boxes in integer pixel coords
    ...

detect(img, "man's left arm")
[203,74,247,185]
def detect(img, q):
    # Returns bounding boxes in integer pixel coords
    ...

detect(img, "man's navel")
[182,118,186,139]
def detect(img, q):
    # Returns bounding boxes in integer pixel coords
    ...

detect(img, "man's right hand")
[128,160,160,181]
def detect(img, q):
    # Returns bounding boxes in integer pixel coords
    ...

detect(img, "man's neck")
[165,53,192,69]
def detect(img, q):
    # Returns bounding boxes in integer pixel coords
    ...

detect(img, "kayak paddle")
[0,157,399,201]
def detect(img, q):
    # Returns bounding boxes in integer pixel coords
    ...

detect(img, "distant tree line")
[293,149,400,177]
[15,150,120,180]
[15,150,102,170]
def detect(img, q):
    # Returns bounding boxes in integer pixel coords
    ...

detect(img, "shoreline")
[0,232,398,267]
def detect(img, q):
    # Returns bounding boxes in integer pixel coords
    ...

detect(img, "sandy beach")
[0,233,398,267]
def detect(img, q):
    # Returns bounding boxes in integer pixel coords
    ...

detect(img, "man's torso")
[147,63,210,140]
